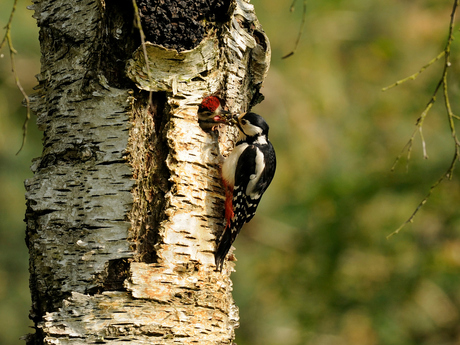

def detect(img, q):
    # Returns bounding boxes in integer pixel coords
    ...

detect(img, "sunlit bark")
[25,0,270,343]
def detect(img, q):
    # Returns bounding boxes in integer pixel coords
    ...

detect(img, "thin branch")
[387,168,448,239]
[442,0,460,148]
[389,0,460,236]
[419,127,428,159]
[131,0,153,105]
[1,0,31,154]
[381,51,445,92]
[387,148,459,239]
[282,0,307,59]
[391,127,416,173]
[391,82,439,171]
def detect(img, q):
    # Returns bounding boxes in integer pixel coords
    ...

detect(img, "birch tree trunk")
[24,0,270,344]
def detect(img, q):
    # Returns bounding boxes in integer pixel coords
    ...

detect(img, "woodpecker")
[198,95,230,130]
[215,112,276,271]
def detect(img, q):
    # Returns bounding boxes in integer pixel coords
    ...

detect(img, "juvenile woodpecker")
[215,112,276,271]
[198,95,230,130]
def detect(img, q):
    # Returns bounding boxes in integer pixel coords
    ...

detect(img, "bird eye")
[241,120,247,125]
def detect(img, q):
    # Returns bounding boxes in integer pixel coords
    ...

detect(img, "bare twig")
[282,0,307,59]
[390,88,438,172]
[387,149,458,239]
[388,0,460,236]
[382,51,445,92]
[387,171,446,239]
[131,0,153,105]
[1,0,31,154]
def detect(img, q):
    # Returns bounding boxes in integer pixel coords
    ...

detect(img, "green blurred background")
[1,0,460,344]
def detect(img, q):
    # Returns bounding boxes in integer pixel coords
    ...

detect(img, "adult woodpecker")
[215,112,276,271]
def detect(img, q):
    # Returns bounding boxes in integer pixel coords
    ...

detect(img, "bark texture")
[24,0,270,344]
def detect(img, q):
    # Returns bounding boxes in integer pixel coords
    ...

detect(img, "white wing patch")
[222,143,249,187]
[254,135,268,145]
[246,147,264,198]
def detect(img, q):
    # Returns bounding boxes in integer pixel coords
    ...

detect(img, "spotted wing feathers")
[215,142,276,271]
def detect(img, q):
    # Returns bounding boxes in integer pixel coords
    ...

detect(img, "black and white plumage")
[215,112,276,271]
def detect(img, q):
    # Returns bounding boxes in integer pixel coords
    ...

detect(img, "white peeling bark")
[25,0,270,344]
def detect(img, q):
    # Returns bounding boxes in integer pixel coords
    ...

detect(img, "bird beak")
[215,109,233,124]
[228,116,239,126]
[229,112,246,126]
[214,111,244,126]
[223,113,240,126]
[206,109,228,123]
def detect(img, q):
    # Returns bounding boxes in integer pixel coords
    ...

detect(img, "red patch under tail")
[223,180,234,228]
